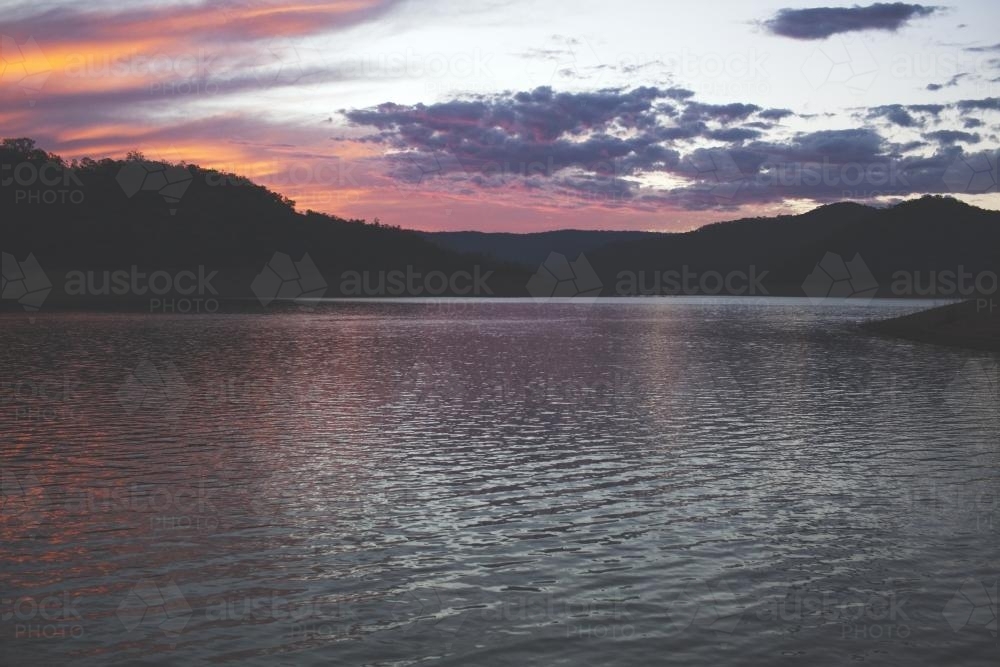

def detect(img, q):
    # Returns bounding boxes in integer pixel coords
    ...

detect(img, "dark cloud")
[680,102,761,124]
[706,128,763,142]
[346,87,994,211]
[924,130,981,145]
[963,118,984,129]
[759,108,794,121]
[663,88,696,100]
[965,43,1000,52]
[764,3,940,40]
[868,104,918,127]
[908,104,946,116]
[956,97,1000,111]
[926,73,967,91]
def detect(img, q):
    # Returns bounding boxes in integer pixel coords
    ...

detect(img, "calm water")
[2,299,997,666]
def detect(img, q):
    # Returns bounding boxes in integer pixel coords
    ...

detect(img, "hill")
[2,137,998,308]
[0,138,527,309]
[586,198,1000,298]
[865,299,1000,351]
[421,230,661,267]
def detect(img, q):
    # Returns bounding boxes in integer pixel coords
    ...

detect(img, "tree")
[1,138,37,154]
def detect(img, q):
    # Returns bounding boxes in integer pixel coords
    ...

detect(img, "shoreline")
[864,299,1000,353]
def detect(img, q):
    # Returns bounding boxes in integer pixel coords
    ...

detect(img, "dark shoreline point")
[864,299,1000,352]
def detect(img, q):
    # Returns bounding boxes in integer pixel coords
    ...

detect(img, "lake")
[1,298,997,666]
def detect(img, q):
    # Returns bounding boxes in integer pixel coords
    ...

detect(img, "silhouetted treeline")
[3,138,999,306]
[585,198,1000,297]
[1,138,528,305]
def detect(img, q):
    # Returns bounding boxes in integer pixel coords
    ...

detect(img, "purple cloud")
[764,3,940,40]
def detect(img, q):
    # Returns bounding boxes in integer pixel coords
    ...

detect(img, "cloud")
[964,43,1000,53]
[926,73,967,91]
[1,0,402,47]
[868,104,918,127]
[759,108,794,121]
[924,130,981,145]
[908,103,946,116]
[345,86,991,212]
[956,97,1000,111]
[764,3,940,40]
[680,102,762,124]
[707,127,763,142]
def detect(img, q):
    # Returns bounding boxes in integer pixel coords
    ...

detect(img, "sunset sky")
[2,0,999,231]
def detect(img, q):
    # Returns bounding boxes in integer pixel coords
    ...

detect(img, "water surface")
[2,299,997,665]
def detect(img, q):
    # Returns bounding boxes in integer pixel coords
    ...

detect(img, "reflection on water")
[1,299,997,666]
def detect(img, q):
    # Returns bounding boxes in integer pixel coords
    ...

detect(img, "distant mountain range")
[428,198,1000,299]
[421,230,662,267]
[2,137,998,309]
